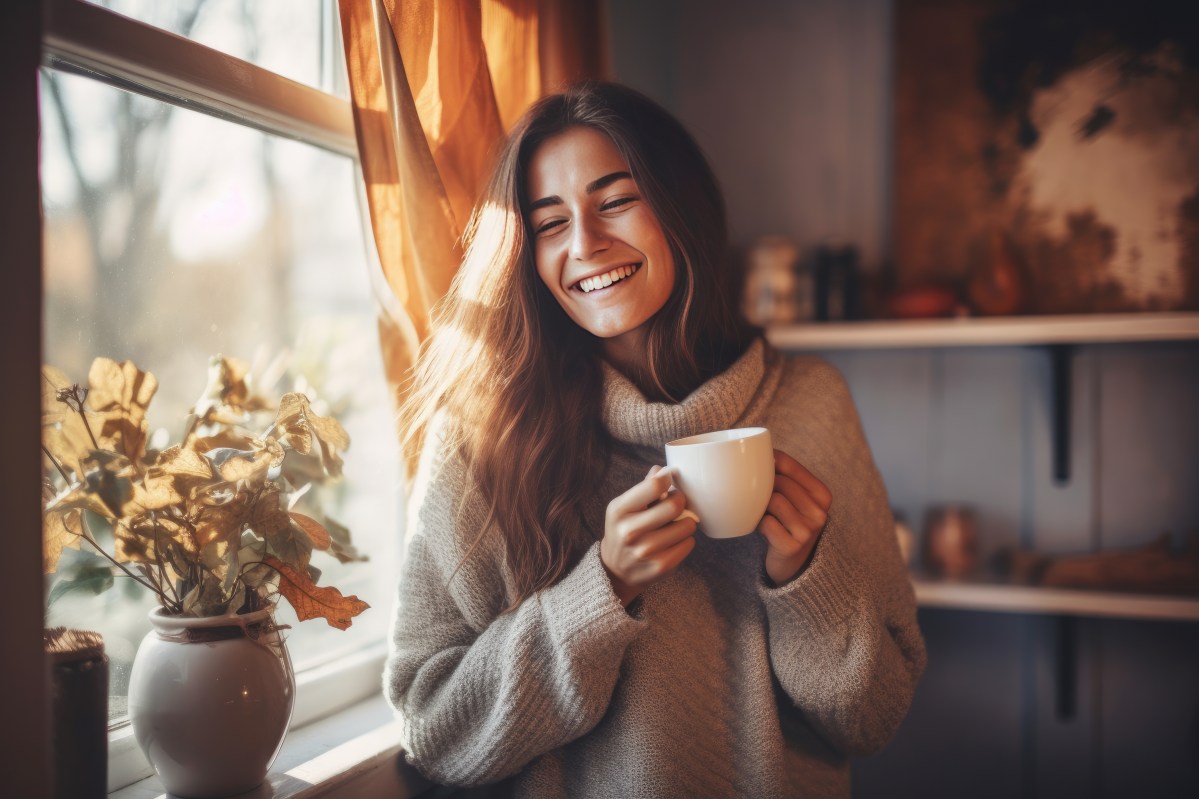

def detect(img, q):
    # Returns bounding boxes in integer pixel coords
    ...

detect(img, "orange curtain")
[337,0,606,410]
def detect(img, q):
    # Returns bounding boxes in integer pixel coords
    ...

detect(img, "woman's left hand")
[759,449,832,586]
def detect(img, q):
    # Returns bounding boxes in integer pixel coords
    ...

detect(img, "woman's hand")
[600,465,698,606]
[759,449,832,586]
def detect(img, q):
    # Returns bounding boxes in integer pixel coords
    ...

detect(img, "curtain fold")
[338,0,606,413]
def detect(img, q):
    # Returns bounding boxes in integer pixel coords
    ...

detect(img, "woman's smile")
[572,263,642,294]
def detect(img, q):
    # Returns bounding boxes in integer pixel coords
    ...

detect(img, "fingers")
[621,492,691,544]
[767,496,818,545]
[627,513,698,555]
[773,449,832,510]
[611,467,676,518]
[655,532,696,573]
[773,472,829,532]
[759,513,803,557]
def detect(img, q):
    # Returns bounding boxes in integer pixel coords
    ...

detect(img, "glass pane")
[41,68,399,723]
[83,0,347,97]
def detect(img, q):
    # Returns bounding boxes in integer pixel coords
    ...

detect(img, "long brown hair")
[399,82,755,608]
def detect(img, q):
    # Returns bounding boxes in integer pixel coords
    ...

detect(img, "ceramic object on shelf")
[743,236,809,325]
[894,515,915,566]
[128,607,295,798]
[922,505,978,579]
[968,231,1026,316]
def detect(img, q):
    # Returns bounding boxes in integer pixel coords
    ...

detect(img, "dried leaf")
[273,393,350,477]
[289,512,331,550]
[190,429,257,454]
[263,520,312,571]
[191,356,271,426]
[192,494,250,551]
[116,513,192,565]
[152,444,214,486]
[181,574,227,617]
[262,554,369,629]
[128,444,216,514]
[86,358,157,463]
[249,487,292,537]
[324,516,369,564]
[81,451,134,517]
[114,526,155,562]
[202,447,269,483]
[130,477,184,512]
[43,508,84,574]
[45,478,118,523]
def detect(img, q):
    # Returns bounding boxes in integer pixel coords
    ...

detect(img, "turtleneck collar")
[601,338,780,449]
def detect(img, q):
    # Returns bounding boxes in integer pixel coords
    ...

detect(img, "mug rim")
[665,426,769,449]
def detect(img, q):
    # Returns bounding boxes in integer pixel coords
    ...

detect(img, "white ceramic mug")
[664,426,775,539]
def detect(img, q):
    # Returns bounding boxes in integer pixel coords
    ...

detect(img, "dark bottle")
[46,627,108,799]
[814,243,860,322]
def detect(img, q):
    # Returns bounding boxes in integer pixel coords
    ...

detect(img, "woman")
[392,82,925,798]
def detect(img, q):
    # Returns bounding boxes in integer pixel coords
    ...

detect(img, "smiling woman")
[391,82,926,798]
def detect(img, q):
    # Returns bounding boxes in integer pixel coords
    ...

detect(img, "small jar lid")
[44,627,105,664]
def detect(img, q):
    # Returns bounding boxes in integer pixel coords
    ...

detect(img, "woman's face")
[525,126,675,365]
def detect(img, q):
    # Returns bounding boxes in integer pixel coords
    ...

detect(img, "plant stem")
[76,406,100,450]
[75,519,178,611]
[151,516,180,605]
[41,444,71,484]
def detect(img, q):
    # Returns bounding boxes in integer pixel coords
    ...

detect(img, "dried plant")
[41,356,370,628]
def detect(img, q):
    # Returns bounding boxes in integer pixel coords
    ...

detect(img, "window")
[40,0,400,790]
[81,0,345,96]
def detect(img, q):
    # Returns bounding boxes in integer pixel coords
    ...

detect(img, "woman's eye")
[536,219,566,235]
[601,196,636,212]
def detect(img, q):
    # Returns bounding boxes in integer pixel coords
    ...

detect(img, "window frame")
[39,0,390,792]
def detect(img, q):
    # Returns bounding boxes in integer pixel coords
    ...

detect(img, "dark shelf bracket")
[1049,345,1074,485]
[1054,614,1078,721]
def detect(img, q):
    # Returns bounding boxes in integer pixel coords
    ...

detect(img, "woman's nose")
[568,216,611,261]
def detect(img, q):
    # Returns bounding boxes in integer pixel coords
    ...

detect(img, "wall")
[609,0,893,270]
[608,2,1199,796]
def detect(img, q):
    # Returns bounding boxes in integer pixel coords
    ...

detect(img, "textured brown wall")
[895,0,1199,314]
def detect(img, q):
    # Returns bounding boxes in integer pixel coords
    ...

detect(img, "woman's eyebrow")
[586,171,632,193]
[527,171,634,213]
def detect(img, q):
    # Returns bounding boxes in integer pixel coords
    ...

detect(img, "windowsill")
[109,694,433,799]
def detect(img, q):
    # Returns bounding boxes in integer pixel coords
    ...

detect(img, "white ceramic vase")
[128,607,295,798]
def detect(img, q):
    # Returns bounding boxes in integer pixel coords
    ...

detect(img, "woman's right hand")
[600,465,698,606]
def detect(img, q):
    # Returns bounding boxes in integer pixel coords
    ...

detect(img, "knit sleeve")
[759,359,927,756]
[386,439,645,787]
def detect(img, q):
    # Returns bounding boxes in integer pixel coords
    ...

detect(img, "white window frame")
[40,0,389,791]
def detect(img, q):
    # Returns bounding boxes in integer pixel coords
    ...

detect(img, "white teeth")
[577,264,640,293]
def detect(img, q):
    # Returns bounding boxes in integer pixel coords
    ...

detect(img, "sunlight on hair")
[455,200,522,306]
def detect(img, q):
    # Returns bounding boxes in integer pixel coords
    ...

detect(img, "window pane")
[41,68,399,723]
[83,0,347,97]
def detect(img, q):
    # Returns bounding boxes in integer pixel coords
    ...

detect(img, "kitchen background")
[607,1,1199,797]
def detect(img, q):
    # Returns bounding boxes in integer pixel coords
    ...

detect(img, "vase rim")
[148,605,275,630]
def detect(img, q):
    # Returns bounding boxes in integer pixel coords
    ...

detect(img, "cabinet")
[767,312,1199,798]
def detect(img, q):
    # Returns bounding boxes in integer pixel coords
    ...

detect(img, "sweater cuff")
[757,518,863,636]
[538,542,646,659]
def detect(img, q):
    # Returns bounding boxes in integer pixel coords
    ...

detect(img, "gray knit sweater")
[387,338,926,798]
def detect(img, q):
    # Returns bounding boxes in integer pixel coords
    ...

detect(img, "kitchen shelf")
[912,578,1199,622]
[767,311,1199,483]
[766,311,1199,350]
